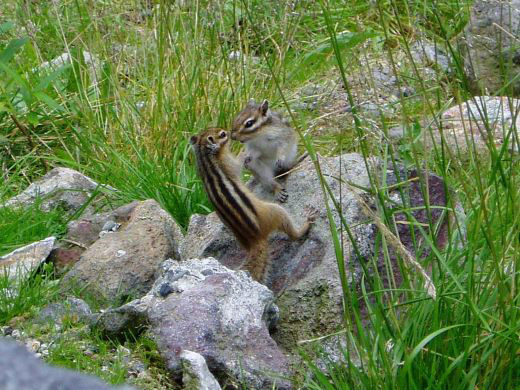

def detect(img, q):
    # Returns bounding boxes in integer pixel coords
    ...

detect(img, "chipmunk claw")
[276,188,289,203]
[244,155,252,169]
[304,206,319,222]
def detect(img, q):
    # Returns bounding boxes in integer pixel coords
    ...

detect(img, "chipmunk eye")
[207,136,215,144]
[219,131,227,138]
[244,119,255,128]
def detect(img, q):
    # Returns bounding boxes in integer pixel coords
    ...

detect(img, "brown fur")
[190,127,314,282]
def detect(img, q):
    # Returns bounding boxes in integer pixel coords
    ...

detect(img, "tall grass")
[1,0,307,227]
[299,1,520,389]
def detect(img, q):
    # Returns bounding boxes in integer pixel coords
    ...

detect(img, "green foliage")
[300,1,519,389]
[46,329,129,385]
[0,202,66,324]
[0,262,58,324]
[0,203,67,257]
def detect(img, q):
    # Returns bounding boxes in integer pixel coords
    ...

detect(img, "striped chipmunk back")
[190,127,259,249]
[190,127,315,282]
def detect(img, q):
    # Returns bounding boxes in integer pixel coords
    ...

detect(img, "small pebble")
[11,329,21,339]
[158,283,174,297]
[1,326,13,336]
[101,220,118,232]
[25,339,41,353]
[201,269,214,276]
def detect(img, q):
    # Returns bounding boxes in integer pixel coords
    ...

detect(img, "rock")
[1,326,13,336]
[50,202,140,271]
[91,296,151,339]
[388,125,406,140]
[67,202,138,246]
[63,200,183,303]
[38,51,101,89]
[227,50,260,64]
[419,96,520,153]
[180,350,221,390]
[25,339,41,354]
[0,339,134,390]
[410,40,450,72]
[101,220,120,233]
[36,297,92,326]
[293,81,337,112]
[96,258,291,389]
[116,345,132,365]
[359,102,383,118]
[48,247,84,271]
[126,358,147,378]
[0,236,55,281]
[3,167,107,214]
[180,153,458,360]
[458,0,520,95]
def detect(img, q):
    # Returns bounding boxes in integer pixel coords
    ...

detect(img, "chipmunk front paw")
[304,206,319,223]
[275,188,289,203]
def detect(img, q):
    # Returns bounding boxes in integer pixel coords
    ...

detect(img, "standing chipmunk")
[231,100,307,203]
[190,127,315,283]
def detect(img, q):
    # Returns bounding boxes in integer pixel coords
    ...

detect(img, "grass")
[0,0,519,389]
[0,202,68,257]
[300,1,519,389]
[0,263,59,325]
[45,328,171,388]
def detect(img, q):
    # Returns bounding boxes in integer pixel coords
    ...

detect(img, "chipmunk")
[190,127,315,283]
[231,99,308,203]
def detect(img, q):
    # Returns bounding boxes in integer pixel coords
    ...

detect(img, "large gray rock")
[0,236,55,280]
[95,258,291,390]
[180,153,458,357]
[459,0,520,95]
[63,199,183,303]
[0,338,134,390]
[439,96,520,152]
[3,167,105,214]
[410,40,451,73]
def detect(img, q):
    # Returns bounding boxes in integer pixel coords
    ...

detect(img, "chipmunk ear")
[260,99,269,115]
[190,135,198,145]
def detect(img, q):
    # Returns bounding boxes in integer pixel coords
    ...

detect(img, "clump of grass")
[300,1,519,389]
[0,202,67,256]
[0,262,59,325]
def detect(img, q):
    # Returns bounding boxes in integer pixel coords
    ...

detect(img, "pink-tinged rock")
[62,200,183,303]
[180,153,463,362]
[94,258,291,389]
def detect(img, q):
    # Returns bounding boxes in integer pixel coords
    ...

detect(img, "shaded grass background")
[0,0,519,388]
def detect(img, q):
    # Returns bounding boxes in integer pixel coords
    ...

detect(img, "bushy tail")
[245,240,270,283]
